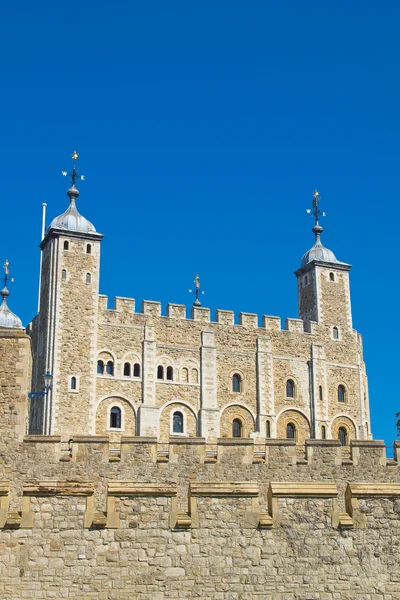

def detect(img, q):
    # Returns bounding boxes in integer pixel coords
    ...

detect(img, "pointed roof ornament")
[0,260,23,329]
[301,190,344,268]
[49,150,96,234]
[188,274,205,307]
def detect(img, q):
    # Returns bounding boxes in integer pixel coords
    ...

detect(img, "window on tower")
[123,362,131,377]
[332,326,339,340]
[166,366,174,381]
[286,379,295,398]
[86,273,92,284]
[86,244,91,254]
[232,373,242,393]
[232,418,242,438]
[157,365,164,380]
[133,363,141,378]
[172,411,184,434]
[110,406,121,429]
[286,422,296,440]
[97,360,104,375]
[329,272,335,281]
[61,269,67,282]
[338,384,346,403]
[106,361,114,376]
[63,241,69,251]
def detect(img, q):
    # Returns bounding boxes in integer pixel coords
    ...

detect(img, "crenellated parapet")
[1,437,399,532]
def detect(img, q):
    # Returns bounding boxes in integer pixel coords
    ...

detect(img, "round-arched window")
[286,422,296,439]
[338,426,347,446]
[232,418,242,438]
[173,411,183,434]
[110,406,121,429]
[286,379,295,398]
[338,384,346,403]
[232,374,242,393]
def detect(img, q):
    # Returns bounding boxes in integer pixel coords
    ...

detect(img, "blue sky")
[1,1,399,446]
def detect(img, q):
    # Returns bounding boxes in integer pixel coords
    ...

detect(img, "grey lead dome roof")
[49,186,96,233]
[301,225,343,267]
[0,287,23,329]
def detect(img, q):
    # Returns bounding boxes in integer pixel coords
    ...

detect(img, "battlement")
[98,294,324,335]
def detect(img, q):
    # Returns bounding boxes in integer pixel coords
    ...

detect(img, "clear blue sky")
[2,1,399,447]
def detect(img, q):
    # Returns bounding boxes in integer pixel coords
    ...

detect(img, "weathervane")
[188,274,205,307]
[2,259,14,288]
[306,190,326,227]
[62,150,85,187]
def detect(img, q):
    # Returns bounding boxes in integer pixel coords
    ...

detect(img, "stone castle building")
[25,175,370,448]
[1,159,399,600]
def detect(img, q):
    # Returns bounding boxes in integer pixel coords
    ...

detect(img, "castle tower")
[0,261,32,443]
[31,152,103,435]
[295,191,352,332]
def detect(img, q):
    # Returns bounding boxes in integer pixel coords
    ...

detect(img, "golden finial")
[71,150,79,161]
[306,189,326,232]
[189,274,205,306]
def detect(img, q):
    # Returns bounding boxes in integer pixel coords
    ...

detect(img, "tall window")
[133,363,140,378]
[191,368,199,384]
[181,367,189,383]
[232,373,242,393]
[286,422,296,439]
[86,273,92,284]
[321,425,326,439]
[166,366,173,381]
[338,384,346,403]
[86,244,91,254]
[61,269,67,281]
[338,427,347,446]
[332,326,339,340]
[63,240,69,251]
[266,420,271,438]
[232,418,242,438]
[157,365,164,380]
[70,376,77,390]
[110,406,121,429]
[329,272,335,281]
[123,362,131,377]
[97,360,104,375]
[106,361,114,376]
[319,386,323,401]
[286,379,295,398]
[173,411,183,433]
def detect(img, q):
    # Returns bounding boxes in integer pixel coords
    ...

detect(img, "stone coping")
[217,438,255,446]
[168,437,206,445]
[306,439,341,447]
[120,437,158,444]
[24,436,62,444]
[351,440,386,447]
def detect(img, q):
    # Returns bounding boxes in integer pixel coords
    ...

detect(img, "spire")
[49,151,96,234]
[0,260,23,329]
[301,190,342,267]
[306,190,326,243]
[188,274,205,307]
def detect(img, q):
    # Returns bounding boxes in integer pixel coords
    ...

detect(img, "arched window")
[181,367,189,383]
[232,373,242,393]
[321,425,326,439]
[110,406,121,429]
[286,379,295,398]
[319,386,323,401]
[338,427,347,446]
[232,418,242,438]
[86,273,92,284]
[86,244,91,254]
[97,360,104,375]
[157,365,164,380]
[63,240,69,251]
[123,362,131,377]
[286,422,296,439]
[332,326,339,340]
[106,361,114,376]
[166,366,173,381]
[191,368,198,384]
[70,376,77,390]
[173,411,184,433]
[266,420,271,438]
[329,272,335,281]
[338,384,346,403]
[304,275,309,286]
[133,363,140,378]
[61,269,67,282]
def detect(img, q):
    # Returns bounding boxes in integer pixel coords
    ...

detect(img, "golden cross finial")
[72,150,79,161]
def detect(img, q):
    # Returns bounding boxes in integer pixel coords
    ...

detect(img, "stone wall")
[0,437,400,599]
